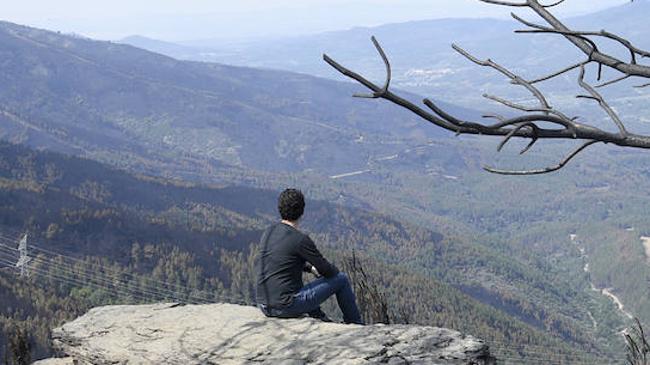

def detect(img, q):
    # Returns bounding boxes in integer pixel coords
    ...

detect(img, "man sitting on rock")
[255,188,364,325]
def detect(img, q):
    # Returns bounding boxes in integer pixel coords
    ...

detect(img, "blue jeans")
[263,272,363,324]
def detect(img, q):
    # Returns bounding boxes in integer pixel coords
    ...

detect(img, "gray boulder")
[38,303,495,364]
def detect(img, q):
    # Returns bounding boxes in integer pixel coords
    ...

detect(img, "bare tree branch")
[483,140,599,175]
[519,0,650,78]
[510,12,650,61]
[353,36,391,99]
[595,75,630,88]
[496,122,539,154]
[323,0,650,175]
[576,66,628,135]
[452,44,552,111]
[529,61,587,84]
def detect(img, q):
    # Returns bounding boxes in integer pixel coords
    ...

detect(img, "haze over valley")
[0,1,649,363]
[122,1,650,130]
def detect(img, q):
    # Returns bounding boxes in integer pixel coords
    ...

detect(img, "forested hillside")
[0,142,620,363]
[0,20,483,179]
[0,17,649,364]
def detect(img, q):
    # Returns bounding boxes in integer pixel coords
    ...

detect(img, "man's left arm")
[298,236,339,278]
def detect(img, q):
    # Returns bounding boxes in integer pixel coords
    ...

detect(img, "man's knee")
[335,272,351,285]
[325,272,351,291]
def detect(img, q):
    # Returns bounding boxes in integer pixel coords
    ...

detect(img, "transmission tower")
[16,233,31,277]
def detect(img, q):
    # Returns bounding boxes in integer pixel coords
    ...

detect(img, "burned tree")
[324,0,650,175]
[4,324,31,365]
[340,250,390,325]
[625,318,650,365]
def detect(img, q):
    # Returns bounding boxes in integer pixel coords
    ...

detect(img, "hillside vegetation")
[0,17,649,364]
[0,142,618,363]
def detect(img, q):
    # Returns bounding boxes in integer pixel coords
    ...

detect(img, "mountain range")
[0,20,487,182]
[1,12,650,363]
[121,0,650,128]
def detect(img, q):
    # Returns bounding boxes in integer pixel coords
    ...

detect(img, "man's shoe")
[308,308,333,322]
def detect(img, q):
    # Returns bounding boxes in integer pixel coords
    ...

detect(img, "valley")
[0,4,649,362]
[0,141,609,363]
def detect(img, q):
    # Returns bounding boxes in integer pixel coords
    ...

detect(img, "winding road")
[570,234,635,322]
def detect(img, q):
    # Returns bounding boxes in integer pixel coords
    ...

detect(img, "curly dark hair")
[278,188,305,221]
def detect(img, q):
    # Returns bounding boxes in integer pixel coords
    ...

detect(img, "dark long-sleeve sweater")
[255,223,339,308]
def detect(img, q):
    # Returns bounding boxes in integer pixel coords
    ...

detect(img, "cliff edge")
[36,303,495,364]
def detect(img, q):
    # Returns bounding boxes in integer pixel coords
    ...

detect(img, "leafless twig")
[323,0,650,175]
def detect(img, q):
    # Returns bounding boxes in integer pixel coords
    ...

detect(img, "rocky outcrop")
[36,303,495,364]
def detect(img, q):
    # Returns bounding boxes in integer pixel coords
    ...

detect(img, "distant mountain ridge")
[119,0,650,118]
[120,35,196,58]
[0,20,479,180]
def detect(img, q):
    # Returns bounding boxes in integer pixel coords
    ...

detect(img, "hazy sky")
[0,0,630,42]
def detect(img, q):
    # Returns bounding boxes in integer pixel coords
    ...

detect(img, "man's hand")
[309,265,321,277]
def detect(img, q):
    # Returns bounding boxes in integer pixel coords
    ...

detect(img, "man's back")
[255,188,362,324]
[255,222,337,308]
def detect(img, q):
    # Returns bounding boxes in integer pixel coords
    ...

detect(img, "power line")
[28,264,152,301]
[0,235,218,301]
[0,235,255,306]
[24,257,211,305]
[0,230,246,304]
[27,252,244,305]
[27,259,251,306]
[23,247,213,302]
[28,256,183,303]
[0,249,152,303]
[0,248,18,260]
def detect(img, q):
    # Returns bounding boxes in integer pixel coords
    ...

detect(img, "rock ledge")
[37,303,495,364]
